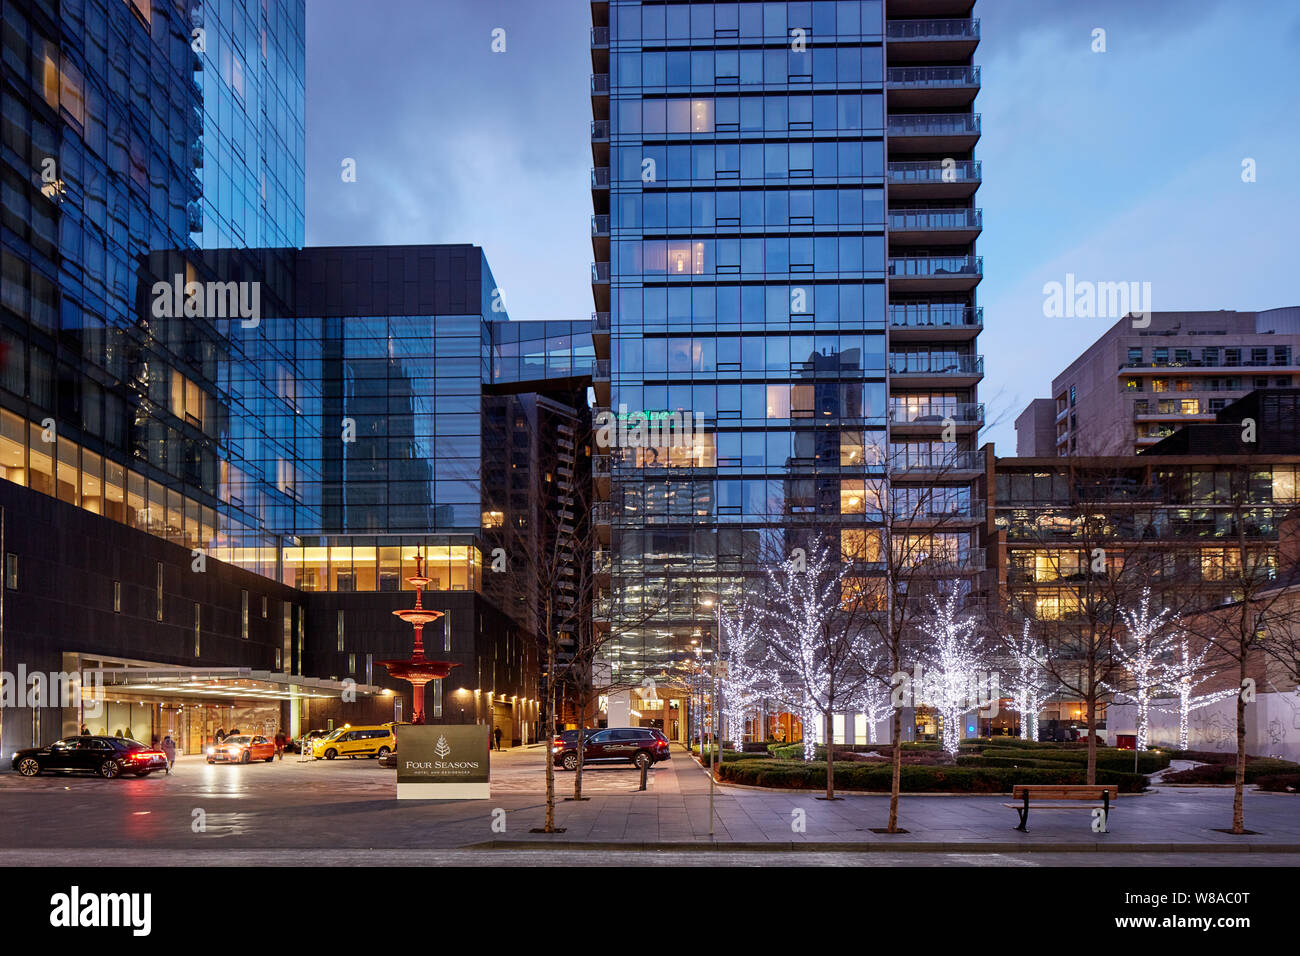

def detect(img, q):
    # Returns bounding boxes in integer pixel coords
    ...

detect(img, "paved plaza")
[1,745,1297,860]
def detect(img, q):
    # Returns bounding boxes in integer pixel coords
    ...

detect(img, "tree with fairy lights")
[718,596,770,749]
[757,536,880,799]
[1001,620,1057,741]
[1108,588,1180,752]
[1152,635,1237,751]
[915,582,990,755]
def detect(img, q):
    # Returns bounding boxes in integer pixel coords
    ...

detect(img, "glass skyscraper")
[591,0,983,733]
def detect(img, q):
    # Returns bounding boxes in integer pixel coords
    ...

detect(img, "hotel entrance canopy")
[88,667,389,703]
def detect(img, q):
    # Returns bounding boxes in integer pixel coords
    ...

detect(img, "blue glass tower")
[591,0,984,737]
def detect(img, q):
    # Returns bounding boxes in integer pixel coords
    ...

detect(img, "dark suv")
[554,728,670,771]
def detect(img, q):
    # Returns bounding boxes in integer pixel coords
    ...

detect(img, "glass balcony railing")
[888,208,982,231]
[591,26,609,46]
[591,120,609,140]
[887,255,982,278]
[591,73,609,94]
[592,502,612,525]
[888,402,984,425]
[591,261,609,282]
[591,311,610,331]
[593,359,610,379]
[888,113,981,136]
[889,305,983,329]
[591,166,609,188]
[886,66,980,88]
[887,160,981,184]
[886,18,980,41]
[888,354,984,376]
[591,214,609,235]
[889,449,985,472]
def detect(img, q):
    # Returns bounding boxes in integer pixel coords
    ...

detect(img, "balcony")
[591,262,610,311]
[590,120,609,164]
[888,402,984,431]
[885,18,980,62]
[886,66,980,108]
[592,501,612,544]
[593,550,612,579]
[904,547,986,575]
[887,255,982,292]
[591,310,610,357]
[591,214,609,260]
[593,358,610,404]
[887,160,981,199]
[888,305,982,341]
[590,73,609,120]
[887,113,980,153]
[889,449,985,476]
[888,352,984,387]
[888,207,982,244]
[591,26,609,48]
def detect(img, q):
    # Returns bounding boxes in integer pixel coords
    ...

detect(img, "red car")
[206,734,276,764]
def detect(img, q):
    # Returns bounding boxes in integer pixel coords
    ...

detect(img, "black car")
[553,727,671,771]
[11,736,168,779]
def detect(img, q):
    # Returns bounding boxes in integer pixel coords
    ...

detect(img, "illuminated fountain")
[379,555,459,724]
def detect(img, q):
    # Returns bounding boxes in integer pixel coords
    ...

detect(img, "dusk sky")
[304,0,1300,454]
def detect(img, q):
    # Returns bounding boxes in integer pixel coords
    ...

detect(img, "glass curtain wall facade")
[592,0,895,687]
[1,0,306,576]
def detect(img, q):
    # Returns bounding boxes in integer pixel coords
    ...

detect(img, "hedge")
[717,759,1149,793]
[1163,757,1300,785]
[1254,773,1300,793]
[979,747,1170,774]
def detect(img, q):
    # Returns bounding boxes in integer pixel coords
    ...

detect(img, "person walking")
[274,731,285,760]
[493,726,503,751]
[161,735,176,774]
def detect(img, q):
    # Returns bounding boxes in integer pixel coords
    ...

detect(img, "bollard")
[638,761,648,791]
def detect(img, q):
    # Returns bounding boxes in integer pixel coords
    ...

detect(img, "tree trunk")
[544,635,556,832]
[1233,651,1247,834]
[888,704,902,831]
[824,709,835,800]
[1085,691,1097,786]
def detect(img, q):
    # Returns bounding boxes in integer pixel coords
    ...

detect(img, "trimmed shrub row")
[717,759,1150,793]
[1163,757,1300,785]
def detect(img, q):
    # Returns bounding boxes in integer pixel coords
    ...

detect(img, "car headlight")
[206,747,215,755]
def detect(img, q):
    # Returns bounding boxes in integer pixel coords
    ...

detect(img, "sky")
[304,0,1300,455]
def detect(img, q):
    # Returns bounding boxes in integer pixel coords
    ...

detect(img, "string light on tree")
[1003,620,1057,741]
[916,582,988,755]
[1109,588,1179,752]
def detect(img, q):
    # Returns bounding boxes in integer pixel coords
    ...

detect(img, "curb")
[469,839,1300,854]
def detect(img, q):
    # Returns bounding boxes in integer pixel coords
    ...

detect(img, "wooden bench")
[1004,785,1118,832]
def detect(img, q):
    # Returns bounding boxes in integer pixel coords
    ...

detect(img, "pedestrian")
[80,724,90,736]
[274,730,285,760]
[161,735,176,774]
[215,727,225,743]
[493,725,503,751]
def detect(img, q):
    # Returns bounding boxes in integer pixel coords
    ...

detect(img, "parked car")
[207,734,276,764]
[553,727,670,771]
[11,736,168,779]
[311,724,395,760]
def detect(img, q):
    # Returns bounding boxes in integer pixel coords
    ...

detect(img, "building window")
[193,603,201,657]
[366,654,373,685]
[337,610,345,651]
[348,653,356,674]
[1068,385,1076,406]
[1153,347,1168,366]
[113,580,121,612]
[444,610,452,652]
[262,595,268,619]
[241,590,249,639]
[1124,378,1142,391]
[156,562,163,621]
[1127,347,1143,366]
[4,553,17,590]
[1202,347,1219,366]
[275,648,282,670]
[1134,400,1148,415]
